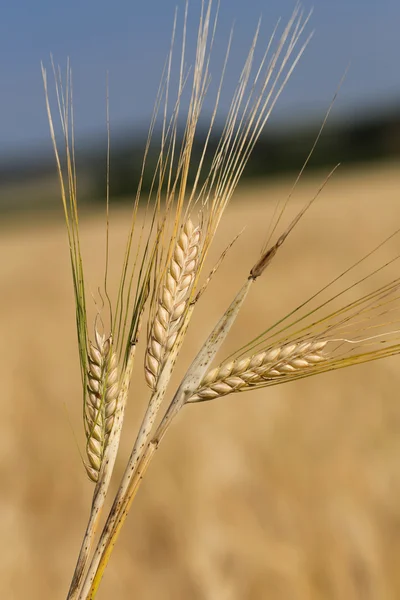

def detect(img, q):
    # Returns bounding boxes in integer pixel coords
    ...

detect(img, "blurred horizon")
[0,1,399,218]
[1,0,400,158]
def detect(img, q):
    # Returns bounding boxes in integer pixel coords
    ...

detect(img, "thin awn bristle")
[188,340,328,402]
[145,218,201,390]
[85,330,119,482]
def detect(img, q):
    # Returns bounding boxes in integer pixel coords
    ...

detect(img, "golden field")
[2,162,400,599]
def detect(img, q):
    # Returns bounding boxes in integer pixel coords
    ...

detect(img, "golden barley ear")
[145,218,201,389]
[85,330,119,482]
[188,340,327,402]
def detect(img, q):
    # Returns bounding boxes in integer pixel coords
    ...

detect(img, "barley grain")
[145,218,201,389]
[188,340,327,402]
[85,330,119,482]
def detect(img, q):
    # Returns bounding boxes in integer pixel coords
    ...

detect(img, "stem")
[67,341,137,600]
[79,280,253,598]
[86,440,159,599]
[78,333,188,600]
[87,400,185,598]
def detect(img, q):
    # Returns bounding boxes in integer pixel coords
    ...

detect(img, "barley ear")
[189,340,327,402]
[145,218,201,389]
[85,330,119,482]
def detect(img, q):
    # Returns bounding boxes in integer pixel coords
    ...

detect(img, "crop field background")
[2,162,400,599]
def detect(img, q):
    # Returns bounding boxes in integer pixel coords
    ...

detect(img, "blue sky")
[1,0,399,156]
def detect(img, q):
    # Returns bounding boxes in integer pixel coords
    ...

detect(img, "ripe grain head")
[85,330,119,482]
[145,218,201,389]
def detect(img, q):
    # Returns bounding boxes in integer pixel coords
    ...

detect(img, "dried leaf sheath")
[145,218,201,389]
[85,331,119,482]
[188,340,327,402]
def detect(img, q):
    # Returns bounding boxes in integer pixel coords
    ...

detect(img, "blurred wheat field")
[2,162,400,600]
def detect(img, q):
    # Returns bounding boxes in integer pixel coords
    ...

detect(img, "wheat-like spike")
[145,218,201,389]
[188,340,328,402]
[85,330,119,482]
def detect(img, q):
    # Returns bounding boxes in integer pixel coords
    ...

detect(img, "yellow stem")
[86,400,182,599]
[68,341,138,600]
[87,441,157,599]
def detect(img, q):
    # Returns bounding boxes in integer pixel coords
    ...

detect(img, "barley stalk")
[85,330,119,482]
[145,218,201,389]
[189,340,327,402]
[67,323,142,600]
[80,279,254,599]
